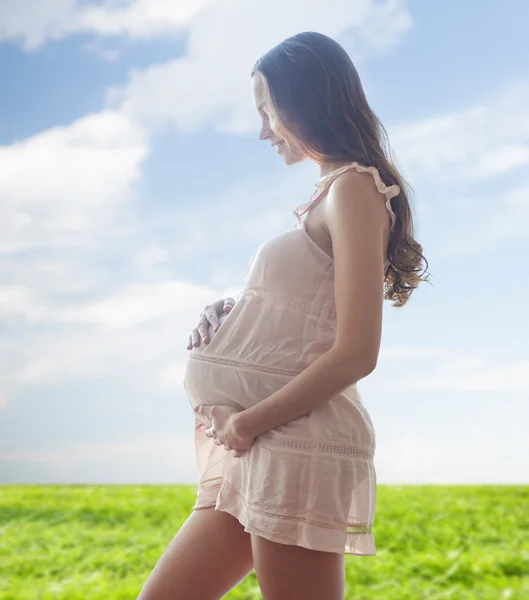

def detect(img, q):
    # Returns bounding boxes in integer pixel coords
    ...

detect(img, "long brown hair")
[252,32,429,307]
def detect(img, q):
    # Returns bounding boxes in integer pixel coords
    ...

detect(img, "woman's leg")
[251,534,345,600]
[137,507,254,600]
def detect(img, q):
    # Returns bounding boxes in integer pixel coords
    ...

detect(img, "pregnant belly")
[183,355,293,412]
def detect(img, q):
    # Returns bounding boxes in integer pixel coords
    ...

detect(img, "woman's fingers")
[196,315,210,343]
[188,297,236,349]
[206,297,236,332]
[204,425,244,456]
[204,305,220,332]
[191,328,201,347]
[223,297,235,314]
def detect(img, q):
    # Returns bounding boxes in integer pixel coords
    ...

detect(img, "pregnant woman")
[138,31,428,600]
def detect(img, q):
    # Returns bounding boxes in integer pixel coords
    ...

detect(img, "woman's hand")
[187,297,235,350]
[194,405,254,458]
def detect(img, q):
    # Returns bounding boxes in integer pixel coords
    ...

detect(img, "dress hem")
[193,481,376,557]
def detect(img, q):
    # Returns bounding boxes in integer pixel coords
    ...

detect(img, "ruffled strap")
[293,162,399,230]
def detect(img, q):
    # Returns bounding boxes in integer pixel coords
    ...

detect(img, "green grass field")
[1,485,528,599]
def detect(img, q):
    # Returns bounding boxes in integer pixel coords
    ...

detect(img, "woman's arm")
[234,171,389,439]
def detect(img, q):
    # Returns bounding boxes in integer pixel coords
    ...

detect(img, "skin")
[251,535,345,600]
[252,72,306,167]
[197,72,390,454]
[136,508,253,600]
[186,297,235,349]
[142,71,390,599]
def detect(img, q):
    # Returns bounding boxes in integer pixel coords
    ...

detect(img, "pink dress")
[183,162,399,555]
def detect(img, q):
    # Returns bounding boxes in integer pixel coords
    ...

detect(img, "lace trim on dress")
[223,481,373,534]
[241,287,336,320]
[293,162,399,230]
[188,353,301,377]
[199,477,223,489]
[259,433,374,460]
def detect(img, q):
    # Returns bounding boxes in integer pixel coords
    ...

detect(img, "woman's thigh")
[251,534,345,600]
[137,507,254,600]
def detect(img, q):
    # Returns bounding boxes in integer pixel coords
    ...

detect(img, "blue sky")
[1,0,528,485]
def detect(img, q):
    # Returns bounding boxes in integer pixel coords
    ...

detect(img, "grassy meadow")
[1,485,528,599]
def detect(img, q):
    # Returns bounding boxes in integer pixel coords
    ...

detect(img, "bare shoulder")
[324,168,389,227]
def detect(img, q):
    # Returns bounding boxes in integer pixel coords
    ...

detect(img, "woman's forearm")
[234,345,376,439]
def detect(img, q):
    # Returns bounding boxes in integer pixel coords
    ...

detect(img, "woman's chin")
[283,153,305,166]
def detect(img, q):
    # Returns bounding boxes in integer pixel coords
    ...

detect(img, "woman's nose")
[259,126,270,141]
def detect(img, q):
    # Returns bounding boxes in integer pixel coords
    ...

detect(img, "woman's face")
[251,73,305,166]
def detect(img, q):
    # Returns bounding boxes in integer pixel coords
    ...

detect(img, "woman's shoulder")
[326,163,392,197]
[324,163,398,231]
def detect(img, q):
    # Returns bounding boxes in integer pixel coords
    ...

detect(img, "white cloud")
[378,344,450,362]
[0,277,231,402]
[73,0,214,38]
[374,352,529,393]
[0,0,74,49]
[390,81,529,182]
[0,97,255,407]
[132,244,171,278]
[0,0,212,50]
[1,434,188,463]
[376,433,529,484]
[0,106,237,402]
[164,162,316,261]
[387,81,529,257]
[370,338,529,393]
[0,273,228,331]
[0,110,149,254]
[58,280,218,327]
[438,182,529,257]
[407,359,529,393]
[112,0,412,133]
[154,363,188,394]
[0,257,107,301]
[1,433,199,483]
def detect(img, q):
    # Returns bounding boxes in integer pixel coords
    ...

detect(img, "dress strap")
[293,162,399,230]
